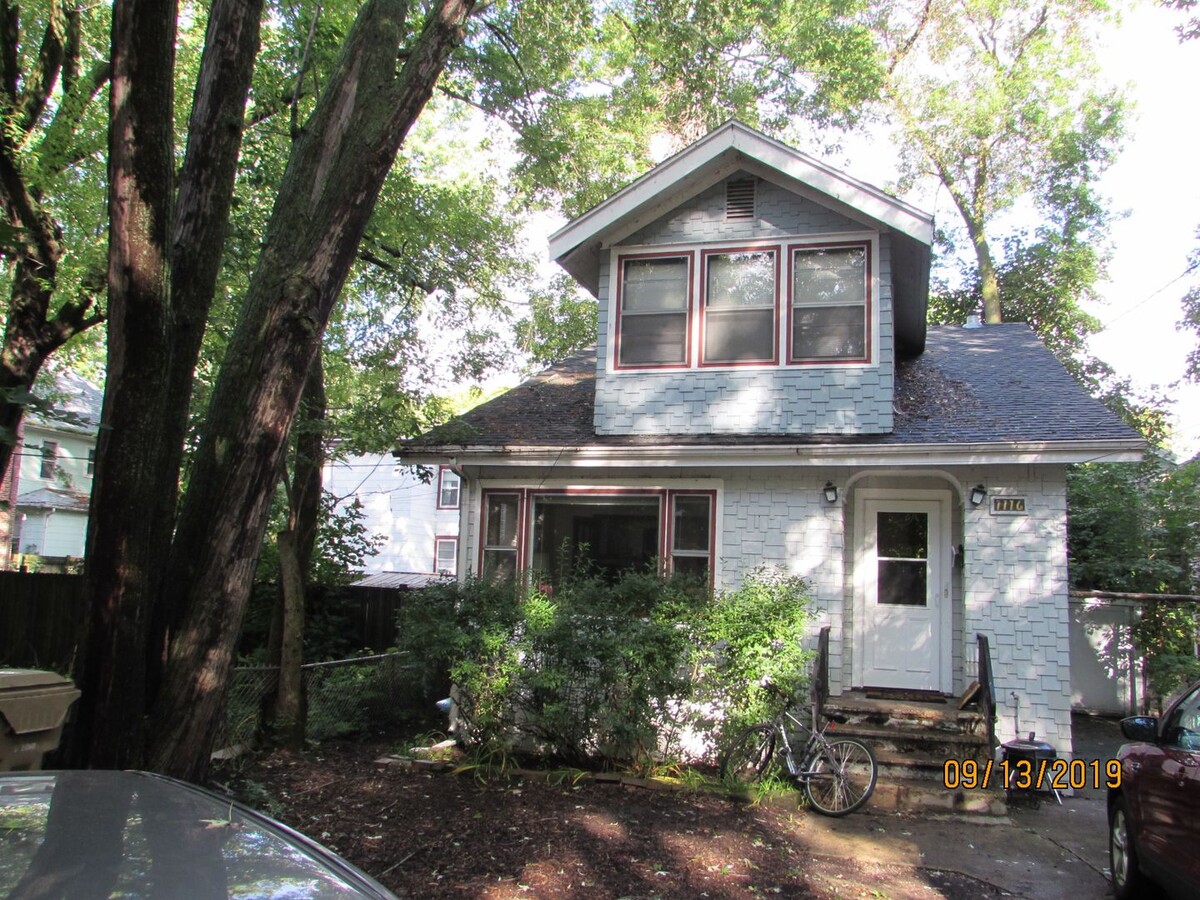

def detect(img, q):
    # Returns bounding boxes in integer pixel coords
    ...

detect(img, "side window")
[435,537,458,575]
[1164,687,1200,752]
[670,493,712,584]
[617,255,691,368]
[40,441,59,479]
[438,468,460,509]
[482,493,520,582]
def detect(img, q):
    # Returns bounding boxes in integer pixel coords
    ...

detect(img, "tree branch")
[0,1,19,106]
[19,0,69,138]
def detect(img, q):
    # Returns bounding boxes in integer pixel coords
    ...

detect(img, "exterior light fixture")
[823,482,839,504]
[970,484,987,506]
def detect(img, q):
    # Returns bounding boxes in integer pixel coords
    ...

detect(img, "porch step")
[868,777,1006,817]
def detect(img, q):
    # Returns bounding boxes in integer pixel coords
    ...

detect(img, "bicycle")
[719,685,878,817]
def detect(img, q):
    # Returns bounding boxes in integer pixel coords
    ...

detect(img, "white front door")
[854,491,951,692]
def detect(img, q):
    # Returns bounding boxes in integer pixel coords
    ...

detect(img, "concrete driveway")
[789,713,1124,899]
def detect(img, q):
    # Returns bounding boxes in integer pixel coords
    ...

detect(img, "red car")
[1108,678,1200,900]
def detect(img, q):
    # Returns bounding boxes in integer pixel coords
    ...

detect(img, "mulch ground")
[227,740,1004,899]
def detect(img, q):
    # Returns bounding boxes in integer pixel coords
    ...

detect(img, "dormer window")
[789,244,869,363]
[612,237,873,372]
[701,248,778,365]
[615,253,693,368]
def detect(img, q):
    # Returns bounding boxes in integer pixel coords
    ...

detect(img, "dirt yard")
[229,740,1005,899]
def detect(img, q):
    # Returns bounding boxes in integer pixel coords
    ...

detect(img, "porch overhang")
[398,438,1144,470]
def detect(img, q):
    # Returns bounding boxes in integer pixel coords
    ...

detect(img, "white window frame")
[434,537,458,575]
[437,466,461,509]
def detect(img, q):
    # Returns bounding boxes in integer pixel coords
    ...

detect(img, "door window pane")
[876,511,929,606]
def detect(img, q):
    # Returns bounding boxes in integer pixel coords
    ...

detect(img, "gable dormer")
[549,123,933,437]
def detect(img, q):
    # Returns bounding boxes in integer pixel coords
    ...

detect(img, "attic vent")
[725,178,756,221]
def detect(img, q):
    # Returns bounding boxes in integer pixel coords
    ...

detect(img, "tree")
[73,0,893,779]
[0,1,108,482]
[877,0,1126,324]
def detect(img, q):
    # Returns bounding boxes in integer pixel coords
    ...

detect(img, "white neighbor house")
[400,123,1145,757]
[324,454,461,585]
[4,371,102,563]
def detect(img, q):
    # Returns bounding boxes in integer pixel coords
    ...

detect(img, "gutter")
[398,438,1145,469]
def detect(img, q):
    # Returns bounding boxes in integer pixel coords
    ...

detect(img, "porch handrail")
[812,625,831,713]
[975,632,997,752]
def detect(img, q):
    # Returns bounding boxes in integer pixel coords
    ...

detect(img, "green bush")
[396,565,815,769]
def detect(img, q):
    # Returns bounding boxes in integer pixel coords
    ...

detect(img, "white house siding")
[959,464,1073,755]
[593,175,895,437]
[325,455,460,576]
[15,509,88,557]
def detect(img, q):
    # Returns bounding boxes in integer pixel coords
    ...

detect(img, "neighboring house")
[400,122,1144,756]
[2,371,102,565]
[324,454,461,585]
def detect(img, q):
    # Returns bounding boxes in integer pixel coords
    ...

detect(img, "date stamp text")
[942,758,1122,791]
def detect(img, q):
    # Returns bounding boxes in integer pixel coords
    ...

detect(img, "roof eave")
[400,438,1145,469]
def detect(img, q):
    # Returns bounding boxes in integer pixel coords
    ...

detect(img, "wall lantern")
[969,484,988,506]
[823,482,839,504]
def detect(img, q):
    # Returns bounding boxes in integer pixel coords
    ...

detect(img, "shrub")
[396,565,815,769]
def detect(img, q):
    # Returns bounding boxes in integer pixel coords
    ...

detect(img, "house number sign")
[990,497,1027,515]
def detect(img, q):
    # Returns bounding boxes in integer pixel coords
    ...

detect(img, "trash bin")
[0,669,81,771]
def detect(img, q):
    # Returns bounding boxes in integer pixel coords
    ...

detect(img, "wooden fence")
[0,573,409,672]
[0,572,86,673]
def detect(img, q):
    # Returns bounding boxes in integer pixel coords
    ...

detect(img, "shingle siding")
[595,176,894,436]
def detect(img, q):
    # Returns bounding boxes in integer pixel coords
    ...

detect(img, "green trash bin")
[0,669,81,771]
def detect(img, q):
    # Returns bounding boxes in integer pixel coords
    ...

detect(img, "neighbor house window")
[86,448,96,477]
[789,244,869,362]
[438,467,460,509]
[482,493,521,581]
[39,441,58,479]
[435,537,458,575]
[616,254,692,368]
[701,249,777,365]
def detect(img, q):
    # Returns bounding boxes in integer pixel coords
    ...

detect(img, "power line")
[1099,259,1199,331]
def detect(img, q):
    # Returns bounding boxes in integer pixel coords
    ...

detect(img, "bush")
[396,565,815,769]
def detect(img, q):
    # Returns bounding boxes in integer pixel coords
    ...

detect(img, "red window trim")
[785,239,872,367]
[612,250,695,371]
[437,465,461,509]
[698,247,780,368]
[478,487,715,585]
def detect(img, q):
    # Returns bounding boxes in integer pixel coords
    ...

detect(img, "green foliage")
[1069,456,1200,703]
[397,566,815,770]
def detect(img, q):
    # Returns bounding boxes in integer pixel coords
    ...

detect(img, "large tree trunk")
[72,0,177,770]
[147,0,475,781]
[72,0,263,770]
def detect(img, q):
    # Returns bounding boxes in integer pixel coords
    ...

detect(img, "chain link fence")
[220,652,417,749]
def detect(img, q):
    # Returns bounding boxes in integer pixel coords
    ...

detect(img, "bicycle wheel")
[720,725,776,783]
[804,738,877,816]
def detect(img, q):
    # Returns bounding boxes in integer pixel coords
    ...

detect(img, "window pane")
[619,311,687,365]
[439,471,460,508]
[483,549,517,582]
[878,560,927,606]
[485,495,519,547]
[877,512,928,560]
[706,252,774,309]
[792,247,866,306]
[705,307,774,362]
[532,494,660,581]
[436,539,457,573]
[673,495,711,552]
[623,257,688,312]
[791,306,865,360]
[672,554,710,581]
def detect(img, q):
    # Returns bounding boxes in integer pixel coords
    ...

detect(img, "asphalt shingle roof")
[404,324,1142,452]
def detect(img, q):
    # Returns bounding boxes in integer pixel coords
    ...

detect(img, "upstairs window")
[438,467,461,509]
[789,244,869,363]
[39,441,58,479]
[701,249,777,365]
[616,254,691,368]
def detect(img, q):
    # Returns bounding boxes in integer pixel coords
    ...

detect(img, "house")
[400,122,1144,759]
[324,454,461,586]
[1,371,102,567]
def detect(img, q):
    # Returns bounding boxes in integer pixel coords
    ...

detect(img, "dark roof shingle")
[403,324,1141,452]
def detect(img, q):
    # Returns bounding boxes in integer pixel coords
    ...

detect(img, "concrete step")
[869,776,1007,816]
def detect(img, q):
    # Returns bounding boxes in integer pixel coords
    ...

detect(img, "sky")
[826,3,1200,458]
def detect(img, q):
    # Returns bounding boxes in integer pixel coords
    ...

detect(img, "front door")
[854,491,951,692]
